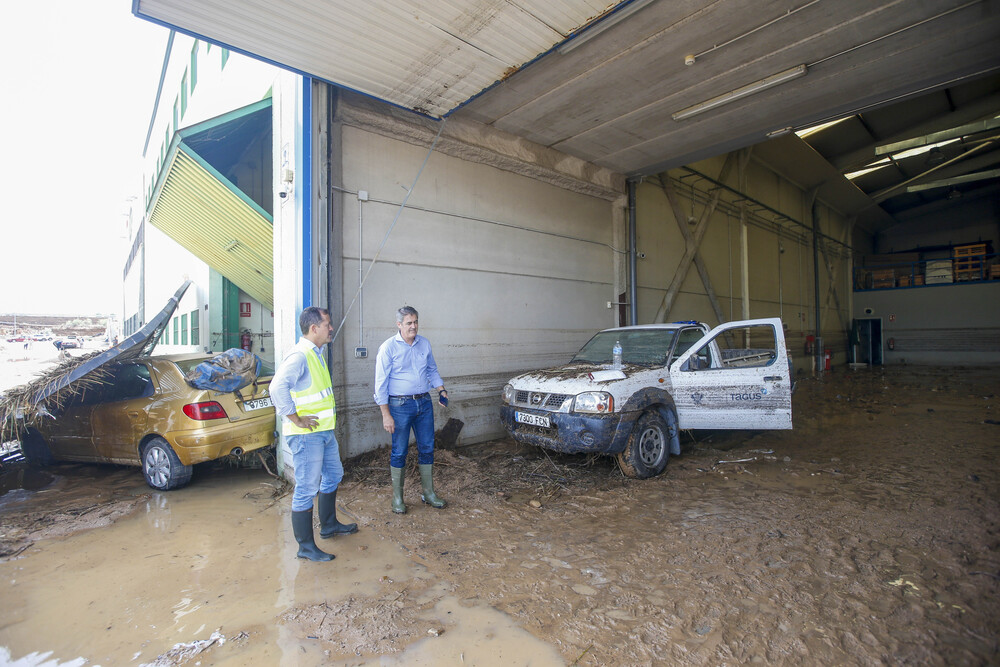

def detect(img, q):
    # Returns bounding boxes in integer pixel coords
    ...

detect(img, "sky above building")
[0,3,169,316]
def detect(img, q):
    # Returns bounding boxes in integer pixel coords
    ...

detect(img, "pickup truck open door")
[668,318,793,431]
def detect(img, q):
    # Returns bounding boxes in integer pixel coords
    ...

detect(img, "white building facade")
[124,34,287,370]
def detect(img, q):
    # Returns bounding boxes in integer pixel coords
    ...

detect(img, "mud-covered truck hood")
[505,364,653,412]
[509,364,623,387]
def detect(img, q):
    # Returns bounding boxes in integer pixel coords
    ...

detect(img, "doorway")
[854,318,883,366]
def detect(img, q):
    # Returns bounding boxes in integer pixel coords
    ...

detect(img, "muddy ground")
[0,365,997,665]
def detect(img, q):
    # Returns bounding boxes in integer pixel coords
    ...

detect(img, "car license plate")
[243,397,273,411]
[515,411,550,428]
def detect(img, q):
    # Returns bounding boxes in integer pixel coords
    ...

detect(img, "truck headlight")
[502,384,516,404]
[574,391,614,414]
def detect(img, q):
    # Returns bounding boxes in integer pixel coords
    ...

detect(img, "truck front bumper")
[500,405,639,455]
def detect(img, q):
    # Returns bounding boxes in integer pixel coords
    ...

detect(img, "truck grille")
[515,391,570,410]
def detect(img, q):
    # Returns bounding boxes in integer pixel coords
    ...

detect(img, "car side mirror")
[685,354,708,371]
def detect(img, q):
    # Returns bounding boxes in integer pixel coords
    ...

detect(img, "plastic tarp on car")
[184,348,262,393]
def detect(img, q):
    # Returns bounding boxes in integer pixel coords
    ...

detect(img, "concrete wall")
[635,153,855,370]
[324,94,624,458]
[855,168,999,366]
[853,282,1000,365]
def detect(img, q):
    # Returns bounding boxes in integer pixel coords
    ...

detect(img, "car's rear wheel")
[19,429,54,466]
[617,410,670,479]
[142,437,193,490]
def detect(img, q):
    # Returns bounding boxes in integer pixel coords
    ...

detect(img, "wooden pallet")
[954,253,984,279]
[955,269,982,281]
[871,269,894,281]
[953,243,986,258]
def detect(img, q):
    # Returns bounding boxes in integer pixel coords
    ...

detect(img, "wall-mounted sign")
[240,302,252,318]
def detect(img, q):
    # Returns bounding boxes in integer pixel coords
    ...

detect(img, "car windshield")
[173,358,205,374]
[571,329,680,367]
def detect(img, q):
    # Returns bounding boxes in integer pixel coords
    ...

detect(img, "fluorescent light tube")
[672,65,808,121]
[558,0,658,54]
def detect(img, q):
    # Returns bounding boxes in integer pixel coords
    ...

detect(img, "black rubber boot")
[291,509,334,561]
[390,466,407,514]
[419,463,446,508]
[318,490,358,538]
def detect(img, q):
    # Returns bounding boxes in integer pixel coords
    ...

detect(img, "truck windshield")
[571,329,679,367]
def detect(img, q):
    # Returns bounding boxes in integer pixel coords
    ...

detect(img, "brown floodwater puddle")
[0,467,56,496]
[0,465,564,666]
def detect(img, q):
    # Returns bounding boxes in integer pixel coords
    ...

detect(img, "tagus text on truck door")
[668,318,793,431]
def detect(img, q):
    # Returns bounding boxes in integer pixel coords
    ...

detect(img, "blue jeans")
[287,429,344,512]
[389,395,435,468]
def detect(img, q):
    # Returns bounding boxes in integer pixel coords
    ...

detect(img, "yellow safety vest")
[284,348,336,436]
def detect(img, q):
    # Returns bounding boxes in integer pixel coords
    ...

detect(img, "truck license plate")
[243,397,273,411]
[515,412,550,428]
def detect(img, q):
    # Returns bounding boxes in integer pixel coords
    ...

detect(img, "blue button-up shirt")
[271,338,327,419]
[374,333,444,405]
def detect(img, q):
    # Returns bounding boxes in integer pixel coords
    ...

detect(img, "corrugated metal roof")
[134,0,620,117]
[149,146,274,309]
[136,1,1000,234]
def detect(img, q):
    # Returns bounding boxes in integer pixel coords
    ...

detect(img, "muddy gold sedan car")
[19,354,276,490]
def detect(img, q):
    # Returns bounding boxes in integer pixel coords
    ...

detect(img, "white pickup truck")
[500,318,793,478]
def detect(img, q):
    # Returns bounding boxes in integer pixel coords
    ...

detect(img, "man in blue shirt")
[272,306,357,562]
[374,306,448,514]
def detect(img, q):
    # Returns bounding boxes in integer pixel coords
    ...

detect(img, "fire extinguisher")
[241,331,252,351]
[824,349,832,371]
[887,337,895,351]
[805,335,815,356]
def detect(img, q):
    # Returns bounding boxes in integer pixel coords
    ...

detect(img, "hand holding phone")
[438,390,448,407]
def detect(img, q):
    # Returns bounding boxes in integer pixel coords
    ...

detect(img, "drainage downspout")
[846,218,856,364]
[628,178,638,325]
[812,198,822,373]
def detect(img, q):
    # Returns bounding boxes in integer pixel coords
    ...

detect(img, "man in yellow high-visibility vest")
[271,306,357,561]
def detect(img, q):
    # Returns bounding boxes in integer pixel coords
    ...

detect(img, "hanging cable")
[331,119,448,344]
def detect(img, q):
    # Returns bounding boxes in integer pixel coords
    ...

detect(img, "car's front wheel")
[142,437,193,490]
[617,410,670,479]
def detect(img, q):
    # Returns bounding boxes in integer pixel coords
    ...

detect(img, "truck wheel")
[19,429,54,466]
[142,437,193,490]
[617,411,670,479]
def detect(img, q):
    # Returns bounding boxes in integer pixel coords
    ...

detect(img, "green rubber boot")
[390,465,407,514]
[419,463,446,509]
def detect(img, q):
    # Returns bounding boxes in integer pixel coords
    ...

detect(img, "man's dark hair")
[300,306,329,334]
[395,306,418,323]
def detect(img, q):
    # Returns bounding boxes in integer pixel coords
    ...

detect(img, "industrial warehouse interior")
[1,1,998,664]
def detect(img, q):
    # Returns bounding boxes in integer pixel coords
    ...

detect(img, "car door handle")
[764,376,782,381]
